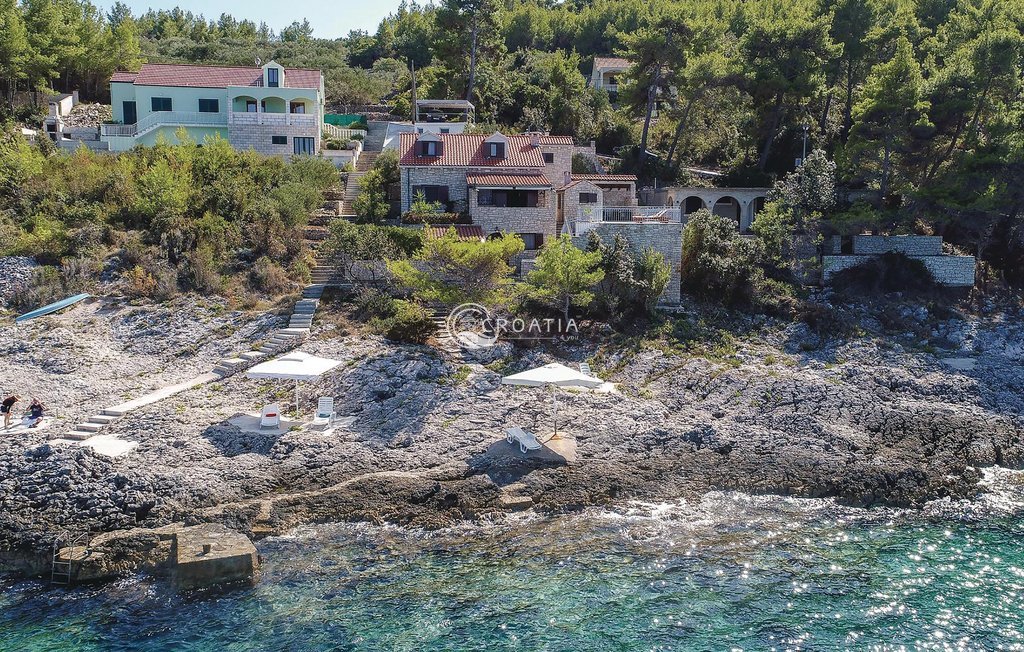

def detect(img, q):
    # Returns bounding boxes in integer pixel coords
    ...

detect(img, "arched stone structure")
[661,187,770,233]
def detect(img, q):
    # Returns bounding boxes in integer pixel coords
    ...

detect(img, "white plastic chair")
[260,403,281,429]
[311,397,335,430]
[505,427,542,453]
[579,362,593,376]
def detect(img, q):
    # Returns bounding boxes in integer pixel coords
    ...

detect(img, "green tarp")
[324,114,367,127]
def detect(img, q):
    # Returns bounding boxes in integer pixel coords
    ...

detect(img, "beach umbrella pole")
[552,384,557,436]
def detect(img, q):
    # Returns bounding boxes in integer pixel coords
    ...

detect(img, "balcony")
[572,206,683,235]
[100,111,228,139]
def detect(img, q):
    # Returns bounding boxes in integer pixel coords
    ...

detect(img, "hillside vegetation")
[0,0,1022,288]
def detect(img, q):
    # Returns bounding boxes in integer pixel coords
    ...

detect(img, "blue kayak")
[15,293,91,323]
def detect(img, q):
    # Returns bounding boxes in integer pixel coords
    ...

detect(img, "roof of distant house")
[570,173,638,182]
[425,224,485,241]
[109,63,321,89]
[593,56,631,70]
[399,133,575,167]
[466,172,552,187]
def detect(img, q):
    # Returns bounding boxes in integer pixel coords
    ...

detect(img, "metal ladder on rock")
[51,531,88,585]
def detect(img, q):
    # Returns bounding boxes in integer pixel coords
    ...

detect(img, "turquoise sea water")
[2,472,1023,651]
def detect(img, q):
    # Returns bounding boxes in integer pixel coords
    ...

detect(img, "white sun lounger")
[506,427,542,453]
[311,397,335,429]
[260,403,281,429]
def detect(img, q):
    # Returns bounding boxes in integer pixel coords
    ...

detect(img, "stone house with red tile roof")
[398,130,634,256]
[101,61,325,157]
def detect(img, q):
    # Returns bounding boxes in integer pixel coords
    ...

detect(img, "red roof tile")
[571,174,638,182]
[119,63,320,89]
[466,172,551,187]
[425,225,485,241]
[110,71,139,83]
[538,135,576,145]
[400,133,552,167]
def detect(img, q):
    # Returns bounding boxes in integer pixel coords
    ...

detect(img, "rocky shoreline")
[1,295,1022,582]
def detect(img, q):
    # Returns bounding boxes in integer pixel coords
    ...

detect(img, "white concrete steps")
[213,357,247,377]
[54,372,220,456]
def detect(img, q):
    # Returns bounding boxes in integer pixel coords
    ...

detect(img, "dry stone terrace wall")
[821,235,976,287]
[573,222,682,304]
[852,235,943,256]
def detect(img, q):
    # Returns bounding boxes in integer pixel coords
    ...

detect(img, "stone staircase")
[344,151,379,204]
[363,120,388,151]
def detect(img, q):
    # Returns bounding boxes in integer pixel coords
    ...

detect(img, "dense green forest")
[1,0,1023,286]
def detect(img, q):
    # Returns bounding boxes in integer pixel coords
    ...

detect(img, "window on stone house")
[412,185,449,206]
[293,137,315,155]
[272,136,287,145]
[543,152,554,163]
[518,233,544,250]
[486,142,505,159]
[477,189,538,208]
[579,192,598,204]
[246,100,257,113]
[290,103,305,114]
[198,99,219,113]
[267,67,279,88]
[151,97,172,112]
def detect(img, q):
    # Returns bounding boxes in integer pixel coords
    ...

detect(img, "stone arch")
[712,195,741,227]
[232,95,259,112]
[683,196,706,215]
[288,96,317,114]
[745,196,767,232]
[261,96,288,113]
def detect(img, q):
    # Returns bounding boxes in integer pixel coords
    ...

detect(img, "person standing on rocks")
[2,395,18,429]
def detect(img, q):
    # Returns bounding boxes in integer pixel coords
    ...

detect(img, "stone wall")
[822,255,976,287]
[400,167,474,213]
[228,122,320,157]
[469,192,557,236]
[921,256,976,286]
[852,235,943,256]
[573,222,682,304]
[560,180,603,230]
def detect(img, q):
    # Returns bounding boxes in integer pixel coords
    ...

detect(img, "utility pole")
[801,124,809,164]
[411,60,418,124]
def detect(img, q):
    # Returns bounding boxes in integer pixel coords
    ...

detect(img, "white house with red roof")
[101,61,325,156]
[398,130,639,253]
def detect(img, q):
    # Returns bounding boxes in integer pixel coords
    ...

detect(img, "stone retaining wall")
[822,254,975,287]
[573,222,682,304]
[852,235,943,256]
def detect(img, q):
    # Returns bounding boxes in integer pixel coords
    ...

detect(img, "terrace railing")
[571,206,683,235]
[100,111,228,139]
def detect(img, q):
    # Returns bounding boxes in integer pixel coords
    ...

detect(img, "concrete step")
[64,430,95,441]
[239,351,264,361]
[75,422,104,433]
[101,407,128,418]
[87,414,117,425]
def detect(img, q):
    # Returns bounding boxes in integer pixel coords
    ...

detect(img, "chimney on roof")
[530,133,540,147]
[564,171,571,186]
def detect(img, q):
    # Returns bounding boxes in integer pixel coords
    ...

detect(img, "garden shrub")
[250,256,294,295]
[369,299,437,344]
